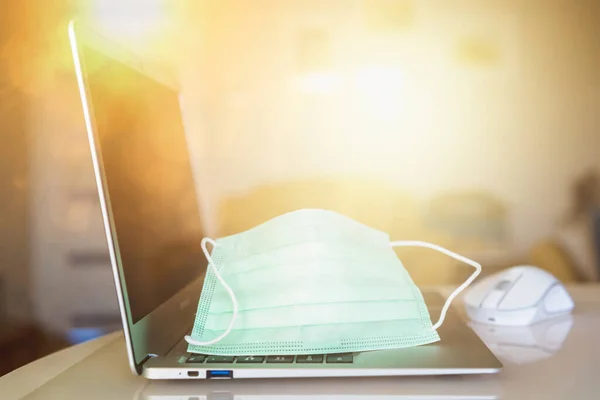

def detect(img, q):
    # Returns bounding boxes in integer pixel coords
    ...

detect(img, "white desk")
[2,285,599,400]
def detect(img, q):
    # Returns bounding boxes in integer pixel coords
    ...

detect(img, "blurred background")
[1,0,600,377]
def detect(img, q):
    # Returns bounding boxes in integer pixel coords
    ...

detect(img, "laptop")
[68,21,502,380]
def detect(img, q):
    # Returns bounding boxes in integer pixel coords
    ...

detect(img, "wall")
[181,0,600,257]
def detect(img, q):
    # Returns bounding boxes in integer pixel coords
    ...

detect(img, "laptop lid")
[69,21,207,375]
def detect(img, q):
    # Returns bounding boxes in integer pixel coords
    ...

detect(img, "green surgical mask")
[185,209,480,355]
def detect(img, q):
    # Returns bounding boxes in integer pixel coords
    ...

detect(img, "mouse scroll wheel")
[494,280,512,291]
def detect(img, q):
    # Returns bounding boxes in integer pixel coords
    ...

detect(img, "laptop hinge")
[141,354,157,367]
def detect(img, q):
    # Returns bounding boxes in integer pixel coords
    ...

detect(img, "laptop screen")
[82,45,206,324]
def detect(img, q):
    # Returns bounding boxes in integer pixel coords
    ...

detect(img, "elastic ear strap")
[184,237,239,347]
[390,241,482,331]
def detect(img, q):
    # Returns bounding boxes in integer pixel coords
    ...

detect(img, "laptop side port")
[207,370,233,379]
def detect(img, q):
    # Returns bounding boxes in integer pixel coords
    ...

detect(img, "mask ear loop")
[184,238,239,347]
[390,241,482,331]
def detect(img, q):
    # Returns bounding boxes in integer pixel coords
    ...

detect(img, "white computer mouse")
[464,265,574,326]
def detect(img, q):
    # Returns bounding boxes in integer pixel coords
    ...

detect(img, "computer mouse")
[464,265,574,326]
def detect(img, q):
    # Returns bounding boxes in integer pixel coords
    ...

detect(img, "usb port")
[207,370,233,379]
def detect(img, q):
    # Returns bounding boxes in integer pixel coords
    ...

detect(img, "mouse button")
[481,290,505,309]
[493,279,513,291]
[502,268,525,280]
[497,274,543,310]
[464,275,499,306]
[544,285,574,313]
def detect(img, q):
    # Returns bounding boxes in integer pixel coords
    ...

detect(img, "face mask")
[185,209,480,355]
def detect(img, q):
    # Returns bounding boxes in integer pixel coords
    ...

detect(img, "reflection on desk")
[469,315,574,365]
[138,378,501,400]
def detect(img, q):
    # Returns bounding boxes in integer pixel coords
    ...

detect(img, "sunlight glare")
[295,72,343,95]
[89,0,166,41]
[353,66,407,120]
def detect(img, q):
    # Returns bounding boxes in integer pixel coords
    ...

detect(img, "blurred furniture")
[425,191,515,277]
[1,285,598,399]
[0,323,41,377]
[426,190,509,244]
[0,275,4,318]
[217,177,460,285]
[0,44,31,323]
[529,239,582,282]
[217,177,423,237]
[29,69,121,338]
[0,321,69,377]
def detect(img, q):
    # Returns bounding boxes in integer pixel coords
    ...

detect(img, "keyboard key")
[236,356,265,364]
[326,354,353,364]
[186,355,206,363]
[266,355,294,363]
[296,355,323,364]
[206,356,235,363]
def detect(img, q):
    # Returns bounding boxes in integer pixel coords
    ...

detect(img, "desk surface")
[2,285,599,400]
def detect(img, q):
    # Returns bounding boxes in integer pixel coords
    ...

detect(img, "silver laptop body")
[69,20,502,380]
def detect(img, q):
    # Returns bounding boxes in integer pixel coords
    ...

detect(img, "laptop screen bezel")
[68,20,204,375]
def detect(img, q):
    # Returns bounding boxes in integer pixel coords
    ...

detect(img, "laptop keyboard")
[187,353,353,364]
